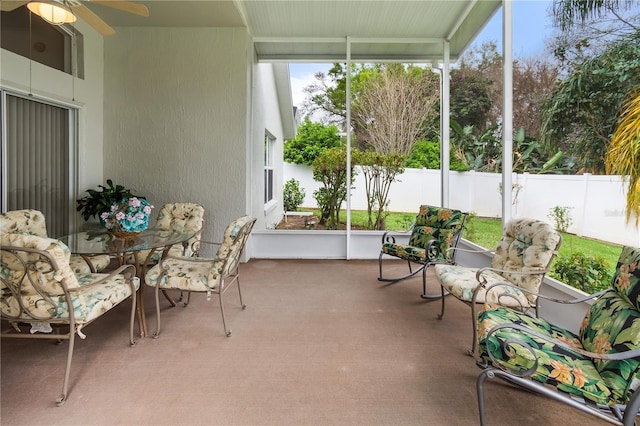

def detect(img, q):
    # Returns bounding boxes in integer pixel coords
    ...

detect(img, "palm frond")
[606,88,640,226]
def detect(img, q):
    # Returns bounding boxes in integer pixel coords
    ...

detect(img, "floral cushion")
[381,206,464,264]
[0,209,48,236]
[0,209,111,273]
[1,233,139,324]
[145,215,254,292]
[610,246,640,311]
[490,218,561,302]
[134,203,205,264]
[1,233,78,297]
[433,264,531,306]
[435,218,560,304]
[155,203,205,256]
[478,305,614,405]
[578,246,640,403]
[478,246,640,407]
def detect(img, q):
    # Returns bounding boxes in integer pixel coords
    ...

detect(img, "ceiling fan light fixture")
[27,1,76,25]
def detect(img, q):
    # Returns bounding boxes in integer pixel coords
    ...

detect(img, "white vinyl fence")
[284,163,639,247]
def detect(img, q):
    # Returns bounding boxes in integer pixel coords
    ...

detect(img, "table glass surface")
[58,228,194,255]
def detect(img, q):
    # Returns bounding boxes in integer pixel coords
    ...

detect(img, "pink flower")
[115,212,125,220]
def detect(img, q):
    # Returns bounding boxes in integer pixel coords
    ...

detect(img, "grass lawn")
[298,208,623,272]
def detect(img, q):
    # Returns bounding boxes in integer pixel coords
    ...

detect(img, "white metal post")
[441,41,450,208]
[502,1,514,226]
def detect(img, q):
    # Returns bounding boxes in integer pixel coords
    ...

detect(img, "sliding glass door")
[1,91,76,237]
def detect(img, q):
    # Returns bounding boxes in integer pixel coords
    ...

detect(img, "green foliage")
[284,119,342,165]
[356,150,405,230]
[283,179,305,212]
[312,147,357,229]
[540,37,640,173]
[548,206,574,232]
[550,252,612,294]
[450,70,492,131]
[405,139,469,171]
[76,179,143,221]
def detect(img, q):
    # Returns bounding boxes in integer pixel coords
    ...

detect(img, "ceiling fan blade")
[89,1,149,17]
[73,4,115,35]
[1,1,28,12]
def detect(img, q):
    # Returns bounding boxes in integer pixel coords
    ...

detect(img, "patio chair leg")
[219,291,231,337]
[237,276,247,310]
[152,284,162,338]
[437,285,446,319]
[129,289,137,347]
[56,327,75,406]
[476,368,493,426]
[468,302,478,356]
[420,265,449,300]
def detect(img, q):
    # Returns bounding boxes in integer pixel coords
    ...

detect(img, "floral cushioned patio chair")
[132,202,205,266]
[476,246,640,426]
[434,217,562,355]
[0,209,111,274]
[378,205,467,299]
[0,233,139,406]
[145,215,256,337]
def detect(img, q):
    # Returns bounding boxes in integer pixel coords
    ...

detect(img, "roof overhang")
[86,0,502,63]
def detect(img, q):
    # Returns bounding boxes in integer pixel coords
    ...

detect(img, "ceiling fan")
[0,0,149,35]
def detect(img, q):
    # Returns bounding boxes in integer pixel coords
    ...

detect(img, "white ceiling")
[87,0,503,62]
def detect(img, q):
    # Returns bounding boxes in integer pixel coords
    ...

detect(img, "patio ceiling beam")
[446,0,478,41]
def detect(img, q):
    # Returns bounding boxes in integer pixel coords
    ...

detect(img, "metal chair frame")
[476,277,640,426]
[378,206,467,299]
[1,243,137,406]
[148,216,256,338]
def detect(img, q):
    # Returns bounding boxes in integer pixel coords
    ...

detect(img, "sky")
[289,0,555,110]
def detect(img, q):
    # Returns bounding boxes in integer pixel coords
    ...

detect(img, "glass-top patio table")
[59,228,195,337]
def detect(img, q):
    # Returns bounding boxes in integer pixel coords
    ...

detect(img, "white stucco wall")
[250,62,287,230]
[103,27,251,243]
[1,19,105,222]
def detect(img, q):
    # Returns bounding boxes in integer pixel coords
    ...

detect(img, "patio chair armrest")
[381,223,414,244]
[484,322,640,378]
[445,246,494,257]
[71,263,138,294]
[475,266,548,284]
[477,281,608,309]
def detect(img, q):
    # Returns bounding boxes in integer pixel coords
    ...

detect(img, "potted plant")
[76,179,145,222]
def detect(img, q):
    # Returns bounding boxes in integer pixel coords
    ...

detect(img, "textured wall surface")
[103,27,250,242]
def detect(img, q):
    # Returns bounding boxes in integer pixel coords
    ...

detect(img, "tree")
[455,41,560,141]
[541,4,640,173]
[353,64,439,156]
[312,147,357,229]
[283,119,342,165]
[356,151,405,230]
[605,89,640,225]
[552,0,640,222]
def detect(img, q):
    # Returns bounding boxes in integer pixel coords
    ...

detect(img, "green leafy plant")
[283,178,305,212]
[76,179,143,221]
[312,147,357,229]
[547,205,573,232]
[550,252,612,294]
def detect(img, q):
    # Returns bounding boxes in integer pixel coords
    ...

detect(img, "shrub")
[550,252,612,294]
[284,120,342,165]
[283,179,305,212]
[548,206,573,232]
[405,139,469,171]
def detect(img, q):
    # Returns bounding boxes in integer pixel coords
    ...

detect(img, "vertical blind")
[4,93,70,237]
